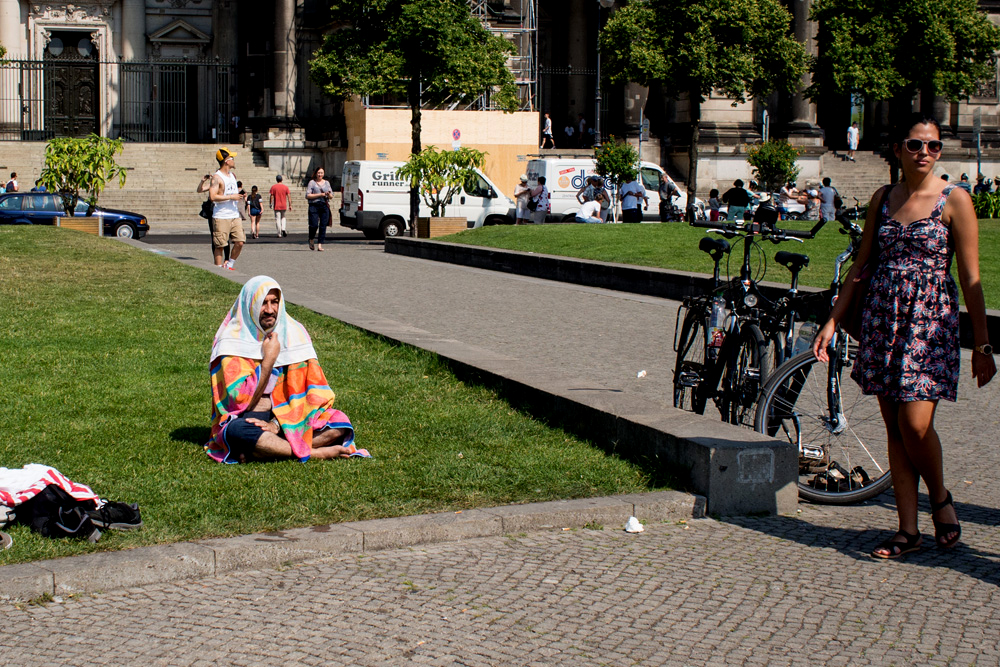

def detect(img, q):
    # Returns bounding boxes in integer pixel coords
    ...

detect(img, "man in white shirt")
[575,192,605,223]
[619,176,648,223]
[209,147,245,269]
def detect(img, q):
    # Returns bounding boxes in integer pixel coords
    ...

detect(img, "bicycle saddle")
[699,236,731,256]
[775,251,809,271]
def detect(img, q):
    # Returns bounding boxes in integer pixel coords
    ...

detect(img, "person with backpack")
[529,176,550,224]
[5,172,18,192]
[818,176,840,222]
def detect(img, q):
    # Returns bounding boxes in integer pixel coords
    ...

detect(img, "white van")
[339,160,515,239]
[525,158,703,222]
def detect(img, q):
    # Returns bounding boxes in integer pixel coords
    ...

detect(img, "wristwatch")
[975,343,993,355]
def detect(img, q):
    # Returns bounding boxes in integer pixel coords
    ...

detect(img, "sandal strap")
[930,490,954,513]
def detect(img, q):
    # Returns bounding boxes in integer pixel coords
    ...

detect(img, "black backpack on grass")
[13,486,102,542]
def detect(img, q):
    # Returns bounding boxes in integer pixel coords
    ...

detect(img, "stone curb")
[0,491,703,603]
[384,236,1000,349]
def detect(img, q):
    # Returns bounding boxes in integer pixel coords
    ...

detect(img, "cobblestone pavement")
[5,233,991,665]
[3,503,999,666]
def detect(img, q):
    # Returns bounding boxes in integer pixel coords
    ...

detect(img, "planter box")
[417,216,467,239]
[57,217,102,236]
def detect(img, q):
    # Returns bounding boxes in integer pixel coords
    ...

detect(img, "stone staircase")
[0,142,312,230]
[818,150,893,208]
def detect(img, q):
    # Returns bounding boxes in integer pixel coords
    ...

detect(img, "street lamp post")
[595,0,615,147]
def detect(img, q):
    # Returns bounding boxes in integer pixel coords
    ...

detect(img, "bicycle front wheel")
[754,348,892,504]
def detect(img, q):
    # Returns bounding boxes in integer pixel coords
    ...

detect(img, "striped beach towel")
[206,356,366,463]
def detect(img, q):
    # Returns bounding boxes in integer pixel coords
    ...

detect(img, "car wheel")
[381,217,404,239]
[114,222,136,238]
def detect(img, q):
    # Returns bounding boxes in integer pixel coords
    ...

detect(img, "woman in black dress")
[814,112,996,558]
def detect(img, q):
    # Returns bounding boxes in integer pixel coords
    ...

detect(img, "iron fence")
[0,58,234,143]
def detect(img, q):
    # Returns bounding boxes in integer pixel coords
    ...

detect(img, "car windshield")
[640,168,660,191]
[74,200,90,213]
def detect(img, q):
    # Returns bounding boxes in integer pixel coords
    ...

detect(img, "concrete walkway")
[3,230,1000,665]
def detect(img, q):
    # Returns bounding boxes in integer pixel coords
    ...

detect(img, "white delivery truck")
[525,157,703,222]
[339,160,516,239]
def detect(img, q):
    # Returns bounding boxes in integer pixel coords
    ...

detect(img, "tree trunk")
[686,88,701,222]
[409,76,422,236]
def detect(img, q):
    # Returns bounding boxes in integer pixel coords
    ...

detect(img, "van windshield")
[640,168,660,191]
[464,174,493,198]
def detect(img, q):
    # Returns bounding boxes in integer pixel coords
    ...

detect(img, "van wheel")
[381,217,404,239]
[484,215,511,226]
[561,213,577,222]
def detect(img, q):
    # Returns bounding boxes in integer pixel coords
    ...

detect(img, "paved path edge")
[384,236,1000,349]
[0,491,703,602]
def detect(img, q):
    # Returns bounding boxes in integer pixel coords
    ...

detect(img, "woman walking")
[814,112,995,559]
[247,185,263,239]
[306,167,334,251]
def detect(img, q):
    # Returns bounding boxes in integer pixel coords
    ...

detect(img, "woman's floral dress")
[851,185,960,402]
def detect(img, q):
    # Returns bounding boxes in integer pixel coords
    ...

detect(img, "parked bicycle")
[753,214,892,504]
[672,202,822,426]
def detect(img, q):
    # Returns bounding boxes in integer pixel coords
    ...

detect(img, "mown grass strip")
[0,227,660,564]
[441,220,1000,309]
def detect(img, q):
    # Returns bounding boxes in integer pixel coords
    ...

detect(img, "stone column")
[212,0,239,64]
[274,0,297,119]
[121,0,146,61]
[786,0,823,145]
[566,0,587,123]
[0,0,23,56]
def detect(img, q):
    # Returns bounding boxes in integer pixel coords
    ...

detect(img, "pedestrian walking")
[847,121,859,161]
[247,185,263,239]
[513,174,531,225]
[540,113,555,149]
[269,174,291,237]
[708,189,721,222]
[5,172,18,192]
[619,174,648,223]
[306,166,333,251]
[529,176,550,224]
[813,112,996,559]
[207,147,245,270]
[237,181,248,223]
[818,177,840,222]
[722,179,751,221]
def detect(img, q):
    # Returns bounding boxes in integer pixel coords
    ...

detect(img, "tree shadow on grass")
[170,425,211,447]
[723,493,1000,588]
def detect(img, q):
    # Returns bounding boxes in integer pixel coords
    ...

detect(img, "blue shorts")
[223,410,340,455]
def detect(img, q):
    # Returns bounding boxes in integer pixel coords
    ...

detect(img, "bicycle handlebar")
[690,218,821,240]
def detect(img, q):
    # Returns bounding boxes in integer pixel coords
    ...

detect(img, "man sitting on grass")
[206,276,369,463]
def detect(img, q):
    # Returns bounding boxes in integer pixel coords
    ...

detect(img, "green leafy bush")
[396,146,487,217]
[745,140,801,193]
[972,191,1000,219]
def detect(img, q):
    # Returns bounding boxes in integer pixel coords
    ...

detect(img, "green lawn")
[441,220,1000,309]
[0,227,660,565]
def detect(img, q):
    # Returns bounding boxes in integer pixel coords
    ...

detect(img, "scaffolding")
[363,1,537,112]
[469,0,538,112]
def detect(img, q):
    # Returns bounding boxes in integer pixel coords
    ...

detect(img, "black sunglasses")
[902,138,944,154]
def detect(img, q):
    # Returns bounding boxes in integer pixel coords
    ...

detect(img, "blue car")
[0,192,149,238]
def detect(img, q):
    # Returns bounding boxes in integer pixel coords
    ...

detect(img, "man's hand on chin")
[262,331,280,365]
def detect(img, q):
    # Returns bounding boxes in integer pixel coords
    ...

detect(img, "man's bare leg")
[245,420,350,461]
[213,246,225,266]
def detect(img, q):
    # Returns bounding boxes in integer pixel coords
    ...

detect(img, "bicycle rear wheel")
[754,348,892,504]
[673,306,708,413]
[720,323,768,427]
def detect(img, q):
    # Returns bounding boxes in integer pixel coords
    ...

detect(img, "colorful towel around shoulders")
[206,355,368,463]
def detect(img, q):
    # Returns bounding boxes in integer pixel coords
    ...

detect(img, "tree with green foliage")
[0,43,7,61]
[745,140,801,194]
[309,0,519,231]
[594,137,639,223]
[39,135,127,215]
[599,0,806,221]
[808,0,1000,112]
[396,146,487,217]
